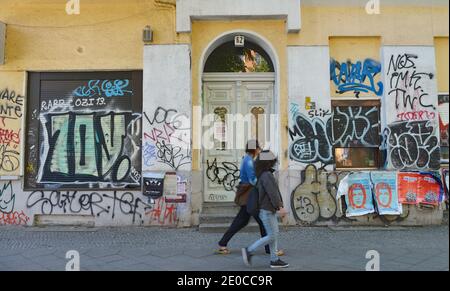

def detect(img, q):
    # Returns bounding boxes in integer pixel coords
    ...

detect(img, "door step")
[34,215,95,228]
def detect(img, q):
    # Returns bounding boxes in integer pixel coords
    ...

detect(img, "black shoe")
[242,248,253,266]
[270,259,289,269]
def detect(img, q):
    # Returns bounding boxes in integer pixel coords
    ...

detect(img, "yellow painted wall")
[0,71,26,176]
[190,20,288,170]
[0,0,187,71]
[329,36,381,98]
[289,5,449,46]
[435,37,450,93]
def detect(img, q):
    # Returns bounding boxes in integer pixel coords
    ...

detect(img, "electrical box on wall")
[0,22,5,65]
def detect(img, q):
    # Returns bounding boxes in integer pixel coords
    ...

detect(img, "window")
[332,100,381,169]
[204,41,274,73]
[25,71,143,190]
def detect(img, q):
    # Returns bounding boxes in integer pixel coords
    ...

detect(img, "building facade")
[0,0,448,228]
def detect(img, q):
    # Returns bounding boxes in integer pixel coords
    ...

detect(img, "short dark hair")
[245,140,261,154]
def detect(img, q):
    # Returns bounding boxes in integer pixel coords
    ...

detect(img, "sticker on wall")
[143,173,165,200]
[370,172,402,215]
[166,175,187,203]
[337,172,375,217]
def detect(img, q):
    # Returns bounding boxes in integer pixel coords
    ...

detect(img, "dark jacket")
[257,171,284,213]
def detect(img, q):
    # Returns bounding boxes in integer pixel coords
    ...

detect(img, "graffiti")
[438,94,449,147]
[397,110,436,121]
[0,128,20,146]
[333,106,380,147]
[206,159,240,191]
[145,198,178,225]
[289,101,384,167]
[0,181,15,214]
[143,142,157,167]
[144,107,191,170]
[73,79,132,98]
[0,88,24,120]
[387,53,435,115]
[0,88,24,176]
[38,112,141,186]
[0,145,20,173]
[0,211,30,226]
[385,120,440,170]
[27,190,152,224]
[26,73,142,189]
[289,113,333,166]
[307,108,332,119]
[155,141,191,171]
[291,165,352,224]
[144,107,189,144]
[330,58,383,97]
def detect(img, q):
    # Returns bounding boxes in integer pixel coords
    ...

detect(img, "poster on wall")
[398,173,421,205]
[25,71,143,189]
[370,172,402,215]
[438,94,449,148]
[442,169,449,204]
[418,173,443,206]
[337,172,375,217]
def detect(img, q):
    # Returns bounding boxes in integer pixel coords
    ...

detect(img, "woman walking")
[216,140,283,256]
[242,150,289,269]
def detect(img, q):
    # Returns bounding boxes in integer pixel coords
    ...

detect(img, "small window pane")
[335,148,379,169]
[204,41,274,73]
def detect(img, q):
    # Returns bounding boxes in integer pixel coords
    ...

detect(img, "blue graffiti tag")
[330,58,384,97]
[73,79,132,98]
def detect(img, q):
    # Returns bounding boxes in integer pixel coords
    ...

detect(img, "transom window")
[204,41,275,73]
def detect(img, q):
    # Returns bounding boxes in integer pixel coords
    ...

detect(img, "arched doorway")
[201,32,279,203]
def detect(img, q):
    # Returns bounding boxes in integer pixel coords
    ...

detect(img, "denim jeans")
[218,206,270,253]
[248,209,279,262]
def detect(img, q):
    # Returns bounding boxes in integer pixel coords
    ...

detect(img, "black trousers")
[218,206,271,253]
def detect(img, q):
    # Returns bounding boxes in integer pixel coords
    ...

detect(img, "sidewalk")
[0,226,448,271]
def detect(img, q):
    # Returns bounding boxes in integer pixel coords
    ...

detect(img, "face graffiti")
[330,58,384,97]
[348,184,368,209]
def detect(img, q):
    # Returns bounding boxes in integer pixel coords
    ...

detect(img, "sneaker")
[242,248,253,266]
[270,259,289,269]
